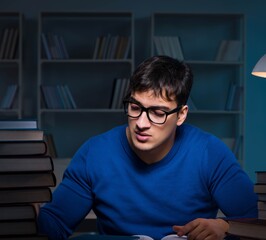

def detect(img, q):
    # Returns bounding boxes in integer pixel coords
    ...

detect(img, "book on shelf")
[0,140,47,156]
[3,27,14,59]
[0,27,19,60]
[0,155,54,173]
[110,78,129,109]
[153,36,184,61]
[41,85,77,109]
[41,32,52,60]
[93,35,131,60]
[41,32,69,60]
[0,27,9,59]
[215,40,242,62]
[0,220,37,236]
[0,119,38,129]
[8,27,19,59]
[0,187,52,204]
[0,129,44,141]
[225,83,243,111]
[0,84,18,109]
[0,204,36,221]
[227,218,266,240]
[0,172,56,188]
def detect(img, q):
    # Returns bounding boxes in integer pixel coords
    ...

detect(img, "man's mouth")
[135,131,151,142]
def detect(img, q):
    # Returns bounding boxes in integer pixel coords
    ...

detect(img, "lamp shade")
[252,54,266,78]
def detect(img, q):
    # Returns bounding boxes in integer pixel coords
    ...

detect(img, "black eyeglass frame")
[123,100,183,125]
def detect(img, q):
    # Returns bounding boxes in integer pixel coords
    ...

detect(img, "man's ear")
[176,105,188,126]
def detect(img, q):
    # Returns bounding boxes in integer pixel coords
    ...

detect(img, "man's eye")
[151,109,165,117]
[130,104,141,111]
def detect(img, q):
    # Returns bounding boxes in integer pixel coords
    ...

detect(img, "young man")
[37,56,257,240]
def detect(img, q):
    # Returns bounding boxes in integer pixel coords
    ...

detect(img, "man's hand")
[172,218,229,240]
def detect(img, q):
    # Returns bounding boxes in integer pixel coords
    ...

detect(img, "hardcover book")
[0,129,44,141]
[0,172,56,188]
[0,220,37,236]
[0,156,53,172]
[0,140,47,156]
[0,188,52,204]
[0,204,36,221]
[227,218,266,240]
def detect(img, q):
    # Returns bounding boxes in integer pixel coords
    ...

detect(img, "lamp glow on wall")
[252,54,266,78]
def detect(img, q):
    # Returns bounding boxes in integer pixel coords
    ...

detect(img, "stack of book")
[226,171,266,239]
[254,171,266,220]
[0,119,56,239]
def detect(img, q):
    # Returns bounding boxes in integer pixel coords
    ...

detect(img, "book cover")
[0,140,47,156]
[227,218,266,239]
[0,129,44,141]
[0,156,53,172]
[0,204,36,221]
[0,187,52,204]
[0,172,56,188]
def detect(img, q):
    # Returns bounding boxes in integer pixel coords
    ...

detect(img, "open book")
[70,234,187,240]
[134,235,187,240]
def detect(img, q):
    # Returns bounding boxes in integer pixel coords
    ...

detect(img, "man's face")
[126,90,187,164]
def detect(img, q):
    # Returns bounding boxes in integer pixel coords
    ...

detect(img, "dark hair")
[124,55,193,106]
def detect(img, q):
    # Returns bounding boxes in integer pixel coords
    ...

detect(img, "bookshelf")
[151,13,246,165]
[0,12,23,119]
[37,12,134,157]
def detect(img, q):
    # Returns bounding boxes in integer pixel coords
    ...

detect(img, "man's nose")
[136,111,151,128]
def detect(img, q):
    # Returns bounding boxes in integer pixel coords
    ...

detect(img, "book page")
[133,235,187,240]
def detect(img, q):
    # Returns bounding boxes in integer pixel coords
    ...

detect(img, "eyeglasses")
[123,100,183,124]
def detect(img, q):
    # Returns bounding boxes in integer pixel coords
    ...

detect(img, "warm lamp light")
[252,54,266,78]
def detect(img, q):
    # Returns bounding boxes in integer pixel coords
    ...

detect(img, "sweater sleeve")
[37,142,93,239]
[204,136,258,219]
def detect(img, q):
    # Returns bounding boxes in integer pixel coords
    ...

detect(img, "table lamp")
[252,54,266,78]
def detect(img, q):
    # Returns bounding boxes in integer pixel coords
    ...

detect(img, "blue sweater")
[38,124,258,240]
